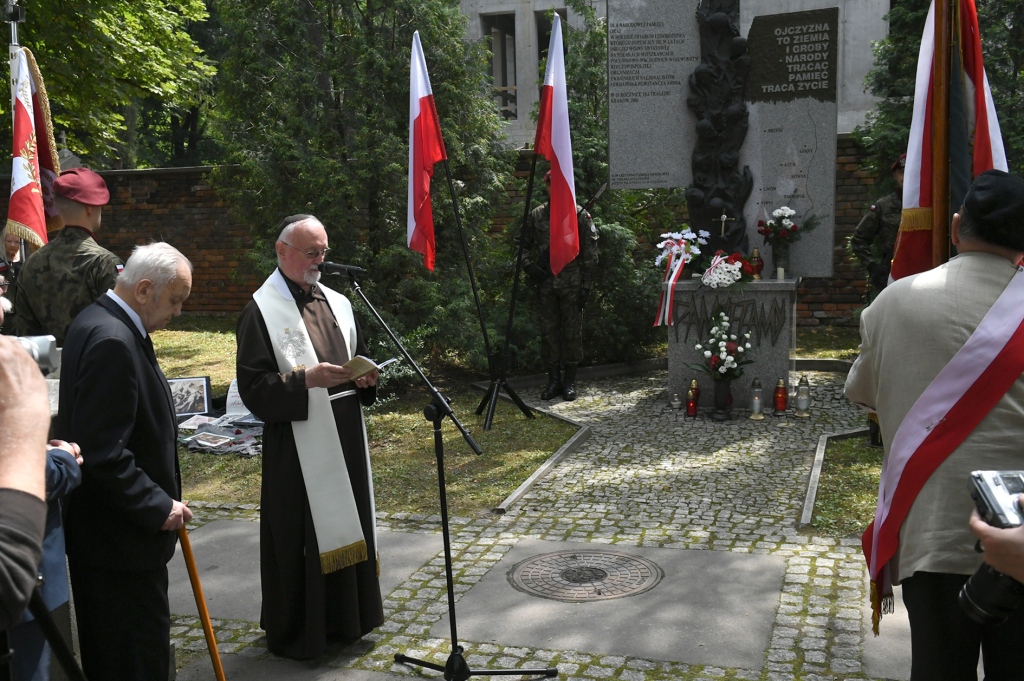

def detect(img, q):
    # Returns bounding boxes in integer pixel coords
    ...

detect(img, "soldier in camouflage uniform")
[7,168,122,345]
[851,154,905,299]
[521,171,599,401]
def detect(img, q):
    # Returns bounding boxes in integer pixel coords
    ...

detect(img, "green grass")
[159,316,577,517]
[795,325,861,360]
[807,435,882,539]
[179,390,575,517]
[153,316,238,394]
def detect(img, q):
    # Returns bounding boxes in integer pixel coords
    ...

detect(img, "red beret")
[52,167,109,206]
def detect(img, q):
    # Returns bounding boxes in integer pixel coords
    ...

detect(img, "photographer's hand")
[0,336,51,500]
[969,504,1024,583]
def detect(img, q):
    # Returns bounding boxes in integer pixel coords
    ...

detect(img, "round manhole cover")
[508,551,663,602]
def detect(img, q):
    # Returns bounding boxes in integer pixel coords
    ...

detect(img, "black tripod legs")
[394,648,557,681]
[475,379,534,430]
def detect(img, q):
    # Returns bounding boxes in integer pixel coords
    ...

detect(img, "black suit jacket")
[56,295,181,571]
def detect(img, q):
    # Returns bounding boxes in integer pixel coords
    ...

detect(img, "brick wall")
[3,139,879,321]
[2,166,260,316]
[796,133,876,327]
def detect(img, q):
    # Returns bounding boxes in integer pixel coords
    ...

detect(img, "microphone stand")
[323,270,556,681]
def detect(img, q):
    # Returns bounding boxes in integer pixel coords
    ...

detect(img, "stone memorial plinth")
[741,8,839,277]
[607,0,701,189]
[665,277,797,412]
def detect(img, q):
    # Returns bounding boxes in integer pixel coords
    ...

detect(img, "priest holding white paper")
[235,214,383,660]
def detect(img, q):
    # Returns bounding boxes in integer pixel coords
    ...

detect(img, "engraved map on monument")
[741,8,838,278]
[607,0,700,190]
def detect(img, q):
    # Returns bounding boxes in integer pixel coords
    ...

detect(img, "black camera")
[959,470,1024,625]
[17,335,58,373]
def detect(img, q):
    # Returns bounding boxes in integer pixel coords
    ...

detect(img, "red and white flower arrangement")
[654,227,709,327]
[701,250,755,289]
[686,310,753,381]
[756,206,817,248]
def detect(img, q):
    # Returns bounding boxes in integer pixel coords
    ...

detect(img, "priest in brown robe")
[235,214,384,660]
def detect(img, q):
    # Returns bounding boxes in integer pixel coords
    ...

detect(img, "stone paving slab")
[180,651,416,681]
[166,371,903,681]
[860,583,911,681]
[430,539,786,669]
[169,524,444,621]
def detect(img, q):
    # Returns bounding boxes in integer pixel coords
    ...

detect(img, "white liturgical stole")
[253,269,376,574]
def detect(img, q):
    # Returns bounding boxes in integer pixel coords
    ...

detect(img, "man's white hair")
[117,242,192,296]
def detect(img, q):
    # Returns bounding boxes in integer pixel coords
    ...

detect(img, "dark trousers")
[68,561,170,681]
[902,571,1024,681]
[538,286,582,369]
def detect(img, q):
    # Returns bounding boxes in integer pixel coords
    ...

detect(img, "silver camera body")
[16,335,58,374]
[969,470,1024,529]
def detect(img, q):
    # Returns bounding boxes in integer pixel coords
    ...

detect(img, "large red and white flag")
[407,31,447,271]
[534,13,578,276]
[889,0,1007,280]
[6,47,60,248]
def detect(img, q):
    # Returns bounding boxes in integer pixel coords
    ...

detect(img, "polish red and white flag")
[534,14,578,276]
[889,0,1007,280]
[407,31,447,271]
[6,47,61,248]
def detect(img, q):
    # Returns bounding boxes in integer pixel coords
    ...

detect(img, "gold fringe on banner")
[319,539,367,575]
[5,219,44,249]
[21,48,63,233]
[899,207,934,233]
[868,579,895,636]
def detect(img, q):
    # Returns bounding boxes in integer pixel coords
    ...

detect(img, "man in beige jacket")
[845,169,1024,679]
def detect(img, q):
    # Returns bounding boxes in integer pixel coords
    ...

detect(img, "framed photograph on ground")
[168,376,212,416]
[191,432,234,448]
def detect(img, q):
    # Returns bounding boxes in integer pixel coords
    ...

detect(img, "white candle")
[777,267,784,280]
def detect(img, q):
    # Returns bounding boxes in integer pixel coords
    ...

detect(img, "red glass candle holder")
[773,379,788,415]
[686,389,698,417]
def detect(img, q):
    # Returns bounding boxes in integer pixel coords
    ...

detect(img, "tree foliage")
[1,0,215,161]
[855,0,1024,196]
[212,0,516,370]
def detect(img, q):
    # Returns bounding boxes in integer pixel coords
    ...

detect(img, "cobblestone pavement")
[179,371,891,681]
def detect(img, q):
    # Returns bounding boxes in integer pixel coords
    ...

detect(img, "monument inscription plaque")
[741,8,838,278]
[607,0,700,190]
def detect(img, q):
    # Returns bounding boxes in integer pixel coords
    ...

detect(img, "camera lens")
[959,563,1024,625]
[16,335,58,373]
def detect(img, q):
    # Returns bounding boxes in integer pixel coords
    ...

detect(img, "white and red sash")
[863,266,1024,633]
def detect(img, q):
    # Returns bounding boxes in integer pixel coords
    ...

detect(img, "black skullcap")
[276,213,316,239]
[963,170,1024,251]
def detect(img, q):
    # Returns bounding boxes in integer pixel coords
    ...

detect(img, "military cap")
[276,213,316,239]
[52,167,109,206]
[891,154,907,173]
[543,170,552,184]
[963,169,1024,251]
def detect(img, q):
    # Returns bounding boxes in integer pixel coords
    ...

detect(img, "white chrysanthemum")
[699,230,710,239]
[718,366,728,374]
[745,342,751,349]
[737,346,744,353]
[710,326,718,334]
[719,341,726,347]
[703,350,712,358]
[730,334,737,340]
[695,344,702,350]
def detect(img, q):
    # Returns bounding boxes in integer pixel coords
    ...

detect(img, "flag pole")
[932,0,951,268]
[480,151,540,429]
[440,157,532,429]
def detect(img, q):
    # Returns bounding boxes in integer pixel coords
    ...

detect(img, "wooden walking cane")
[177,527,226,681]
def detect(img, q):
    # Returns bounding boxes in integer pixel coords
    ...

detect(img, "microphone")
[318,262,368,277]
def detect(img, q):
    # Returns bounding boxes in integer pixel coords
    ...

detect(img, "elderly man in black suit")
[56,242,193,680]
